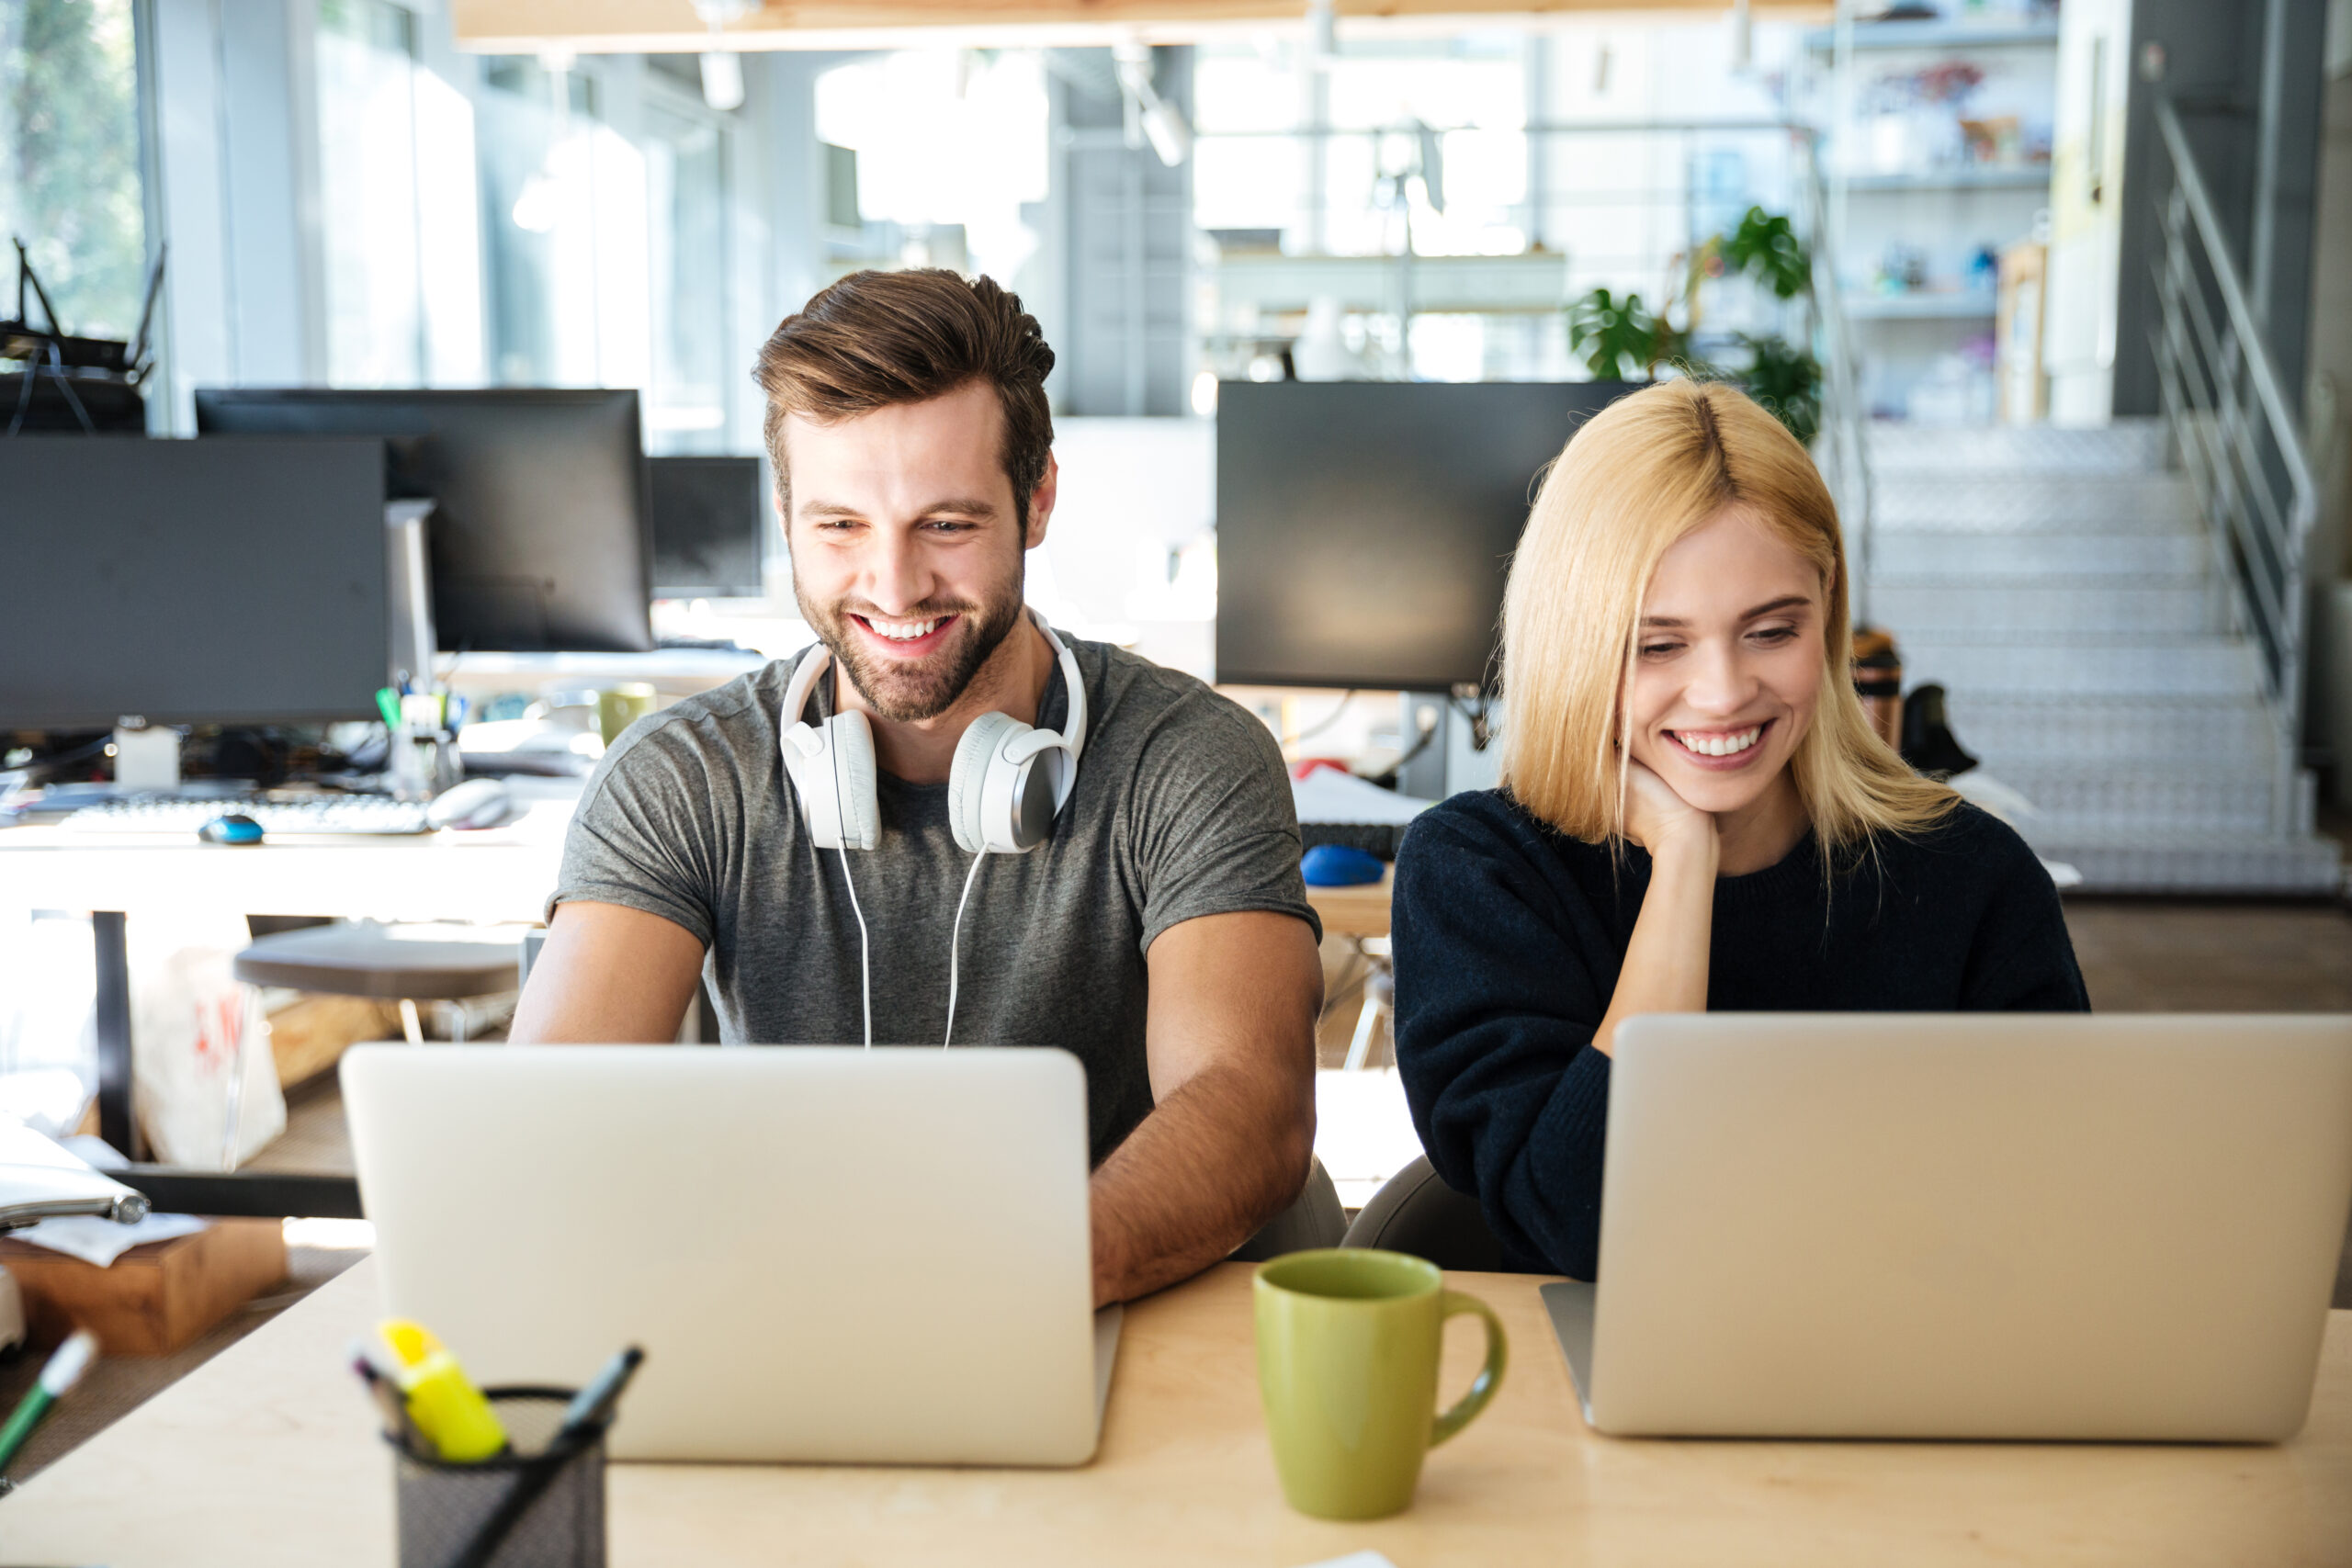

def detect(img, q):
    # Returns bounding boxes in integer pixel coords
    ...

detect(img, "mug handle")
[1428,1290,1508,1448]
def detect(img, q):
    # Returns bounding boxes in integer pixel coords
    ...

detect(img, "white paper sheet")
[1292,768,1435,826]
[10,1213,210,1268]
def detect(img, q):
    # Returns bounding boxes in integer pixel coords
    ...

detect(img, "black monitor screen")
[1215,380,1638,692]
[194,388,652,653]
[0,436,389,729]
[650,455,765,598]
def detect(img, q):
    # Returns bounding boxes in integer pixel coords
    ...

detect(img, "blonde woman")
[1389,380,2086,1280]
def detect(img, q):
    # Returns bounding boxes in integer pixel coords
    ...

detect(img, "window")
[317,0,423,383]
[642,93,730,451]
[478,59,648,389]
[0,0,149,340]
[315,0,482,386]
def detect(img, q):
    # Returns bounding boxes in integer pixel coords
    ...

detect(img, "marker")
[0,1330,99,1476]
[376,687,403,731]
[374,1319,508,1462]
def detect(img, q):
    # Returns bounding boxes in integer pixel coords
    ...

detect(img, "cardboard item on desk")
[1997,238,2049,424]
[0,1217,287,1356]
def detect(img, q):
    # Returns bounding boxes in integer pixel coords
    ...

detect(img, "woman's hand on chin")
[1623,759,1718,861]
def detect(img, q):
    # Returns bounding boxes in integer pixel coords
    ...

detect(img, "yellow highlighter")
[375,1318,508,1462]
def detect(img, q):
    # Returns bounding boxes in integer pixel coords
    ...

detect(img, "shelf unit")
[1843,291,1999,321]
[1805,9,2061,422]
[1843,165,2052,192]
[1804,17,2061,53]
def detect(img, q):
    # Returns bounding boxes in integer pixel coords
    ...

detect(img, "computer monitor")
[194,388,653,654]
[650,455,766,598]
[1214,380,1640,692]
[0,435,389,728]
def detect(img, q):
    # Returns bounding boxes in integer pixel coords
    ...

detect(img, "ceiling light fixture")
[1113,40,1191,168]
[694,0,755,112]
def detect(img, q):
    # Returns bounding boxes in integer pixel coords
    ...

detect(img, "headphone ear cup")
[826,709,880,852]
[781,724,845,849]
[948,712,1022,854]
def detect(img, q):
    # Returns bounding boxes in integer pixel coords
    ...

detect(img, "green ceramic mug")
[595,682,659,747]
[1253,1248,1508,1521]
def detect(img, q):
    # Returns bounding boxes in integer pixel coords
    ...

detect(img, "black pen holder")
[392,1387,606,1568]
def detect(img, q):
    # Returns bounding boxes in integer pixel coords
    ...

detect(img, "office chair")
[1229,1157,1347,1261]
[1339,1155,1510,1271]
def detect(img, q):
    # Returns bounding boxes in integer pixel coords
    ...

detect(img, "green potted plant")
[1562,206,1825,447]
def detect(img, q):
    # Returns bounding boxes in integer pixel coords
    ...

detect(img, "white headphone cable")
[942,849,988,1049]
[835,843,873,1048]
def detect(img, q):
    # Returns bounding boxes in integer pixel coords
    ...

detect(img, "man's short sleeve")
[548,716,726,948]
[1122,694,1320,954]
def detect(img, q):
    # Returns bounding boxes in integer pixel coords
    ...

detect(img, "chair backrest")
[1340,1155,1509,1272]
[1230,1156,1346,1261]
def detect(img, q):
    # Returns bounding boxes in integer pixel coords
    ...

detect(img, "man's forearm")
[1088,1062,1314,1305]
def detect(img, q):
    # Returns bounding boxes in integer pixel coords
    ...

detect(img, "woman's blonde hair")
[1498,378,1955,861]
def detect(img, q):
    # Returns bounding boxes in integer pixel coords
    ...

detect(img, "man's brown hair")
[754,268,1057,527]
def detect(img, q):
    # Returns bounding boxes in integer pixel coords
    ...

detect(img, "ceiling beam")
[451,1,1827,55]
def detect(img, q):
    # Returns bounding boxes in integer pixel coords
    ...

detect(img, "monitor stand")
[110,724,181,792]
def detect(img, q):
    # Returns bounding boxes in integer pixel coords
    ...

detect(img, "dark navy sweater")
[1390,791,2089,1280]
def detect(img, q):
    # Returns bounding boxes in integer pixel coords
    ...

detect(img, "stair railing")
[2145,93,2321,833]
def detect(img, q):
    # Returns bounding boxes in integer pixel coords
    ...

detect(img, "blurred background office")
[2,0,2350,1381]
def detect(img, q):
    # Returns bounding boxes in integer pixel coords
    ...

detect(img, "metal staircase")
[1862,420,2341,894]
[1829,91,2346,897]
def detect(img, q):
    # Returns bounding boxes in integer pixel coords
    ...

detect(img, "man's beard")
[797,577,1027,724]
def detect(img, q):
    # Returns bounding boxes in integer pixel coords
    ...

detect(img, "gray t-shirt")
[550,638,1320,1161]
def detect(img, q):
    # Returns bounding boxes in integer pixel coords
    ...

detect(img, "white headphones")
[778,610,1090,1051]
[777,607,1089,856]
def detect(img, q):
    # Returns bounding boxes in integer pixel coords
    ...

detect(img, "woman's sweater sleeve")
[1390,804,1616,1280]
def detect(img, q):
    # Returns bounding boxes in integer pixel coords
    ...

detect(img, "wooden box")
[0,1218,288,1357]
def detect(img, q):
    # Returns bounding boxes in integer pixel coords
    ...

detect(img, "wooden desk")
[0,786,573,1170]
[7,1257,2348,1566]
[1306,868,1393,940]
[0,791,574,924]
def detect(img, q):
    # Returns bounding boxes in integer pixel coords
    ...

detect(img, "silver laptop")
[343,1044,1120,1465]
[1543,1013,2352,1442]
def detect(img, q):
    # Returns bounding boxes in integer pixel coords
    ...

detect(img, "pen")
[349,1339,425,1450]
[0,1329,98,1477]
[376,687,403,731]
[557,1345,644,1440]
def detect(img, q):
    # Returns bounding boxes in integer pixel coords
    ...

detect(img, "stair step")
[1943,694,2282,762]
[1870,532,2208,577]
[2017,829,2344,896]
[1977,763,2285,834]
[1871,581,2221,636]
[1897,637,2267,695]
[1866,420,2168,475]
[1871,472,2197,534]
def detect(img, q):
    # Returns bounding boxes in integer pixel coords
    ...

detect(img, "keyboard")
[55,793,434,837]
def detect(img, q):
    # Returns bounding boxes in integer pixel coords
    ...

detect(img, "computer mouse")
[198,814,265,845]
[426,777,512,831]
[1301,843,1385,886]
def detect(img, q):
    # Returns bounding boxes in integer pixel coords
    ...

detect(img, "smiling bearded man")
[512,269,1328,1308]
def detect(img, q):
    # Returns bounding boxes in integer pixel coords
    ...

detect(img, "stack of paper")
[0,1119,149,1232]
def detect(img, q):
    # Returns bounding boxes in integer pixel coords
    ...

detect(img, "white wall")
[2043,0,2133,425]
